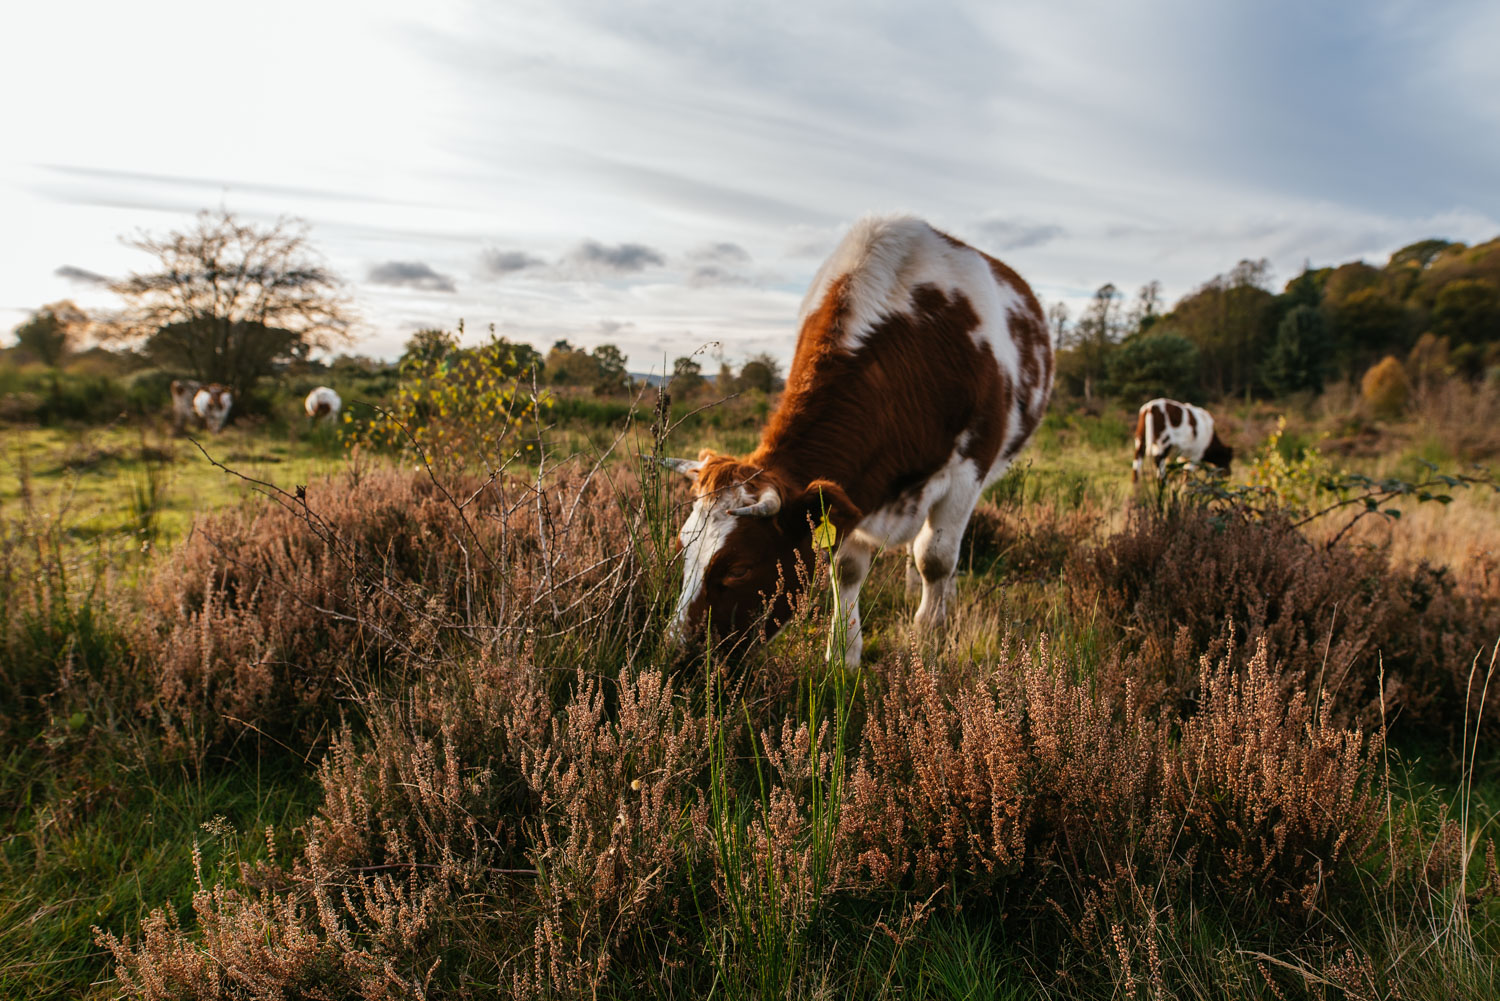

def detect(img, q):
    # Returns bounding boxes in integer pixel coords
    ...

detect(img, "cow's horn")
[654,456,702,476]
[730,487,781,518]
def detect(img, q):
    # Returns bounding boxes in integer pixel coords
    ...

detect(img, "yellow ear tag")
[812,512,838,551]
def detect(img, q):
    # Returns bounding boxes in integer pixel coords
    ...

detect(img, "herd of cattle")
[156,215,1234,665]
[166,381,341,433]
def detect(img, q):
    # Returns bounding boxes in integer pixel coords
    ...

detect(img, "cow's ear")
[786,479,862,539]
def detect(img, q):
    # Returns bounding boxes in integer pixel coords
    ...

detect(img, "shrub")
[349,333,550,470]
[1362,355,1411,418]
[1069,503,1500,735]
[840,640,1386,926]
[137,460,637,760]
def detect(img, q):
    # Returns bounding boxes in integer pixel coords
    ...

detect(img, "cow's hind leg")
[829,537,875,666]
[912,476,984,634]
[1153,444,1172,481]
[904,549,922,600]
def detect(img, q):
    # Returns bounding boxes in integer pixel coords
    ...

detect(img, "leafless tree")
[109,208,352,389]
[1065,284,1123,401]
[1128,280,1163,334]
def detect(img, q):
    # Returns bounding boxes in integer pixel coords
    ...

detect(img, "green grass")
[0,744,317,999]
[1,425,353,556]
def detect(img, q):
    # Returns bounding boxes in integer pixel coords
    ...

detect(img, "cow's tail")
[1132,406,1148,483]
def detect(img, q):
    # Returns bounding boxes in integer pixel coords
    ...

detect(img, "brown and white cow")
[169,379,201,431]
[193,384,233,432]
[1132,397,1233,482]
[304,386,342,422]
[662,215,1054,665]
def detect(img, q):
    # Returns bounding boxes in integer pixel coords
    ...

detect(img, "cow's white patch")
[305,386,342,419]
[668,488,749,644]
[193,387,233,432]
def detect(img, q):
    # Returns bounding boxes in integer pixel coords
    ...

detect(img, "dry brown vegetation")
[1073,506,1500,735]
[47,450,1490,1000]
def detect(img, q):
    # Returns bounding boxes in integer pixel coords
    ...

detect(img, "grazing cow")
[193,384,233,432]
[304,386,342,422]
[1132,398,1233,482]
[169,379,201,431]
[661,215,1054,665]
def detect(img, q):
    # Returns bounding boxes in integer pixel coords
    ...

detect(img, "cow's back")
[752,216,1052,525]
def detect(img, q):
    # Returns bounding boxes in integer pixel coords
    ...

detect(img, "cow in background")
[169,379,201,431]
[305,386,342,422]
[1132,398,1233,482]
[193,384,233,432]
[661,214,1054,666]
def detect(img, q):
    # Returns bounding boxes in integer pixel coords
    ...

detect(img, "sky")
[4,0,1499,375]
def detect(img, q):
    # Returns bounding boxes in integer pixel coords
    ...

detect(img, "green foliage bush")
[0,364,142,424]
[348,334,550,469]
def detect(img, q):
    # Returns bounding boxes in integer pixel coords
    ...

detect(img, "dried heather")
[1072,503,1500,735]
[1167,641,1385,912]
[841,655,1028,893]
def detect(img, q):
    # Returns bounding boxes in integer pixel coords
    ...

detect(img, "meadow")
[2,385,1499,1000]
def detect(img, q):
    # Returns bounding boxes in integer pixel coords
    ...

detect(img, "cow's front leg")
[828,538,875,666]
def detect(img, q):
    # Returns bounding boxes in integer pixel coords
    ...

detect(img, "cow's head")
[663,449,861,656]
[1203,434,1234,474]
[195,385,233,432]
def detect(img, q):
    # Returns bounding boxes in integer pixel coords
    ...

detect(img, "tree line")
[1053,236,1500,404]
[11,208,1499,409]
[5,210,782,404]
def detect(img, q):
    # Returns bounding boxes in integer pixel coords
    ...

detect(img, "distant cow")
[193,384,233,432]
[304,386,341,421]
[169,379,201,431]
[661,215,1054,666]
[1132,398,1233,482]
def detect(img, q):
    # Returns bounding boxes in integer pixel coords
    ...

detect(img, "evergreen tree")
[1261,305,1330,396]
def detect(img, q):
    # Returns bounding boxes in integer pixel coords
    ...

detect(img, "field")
[3,394,1500,1000]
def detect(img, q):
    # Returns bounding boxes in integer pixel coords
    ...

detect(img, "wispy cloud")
[479,248,547,278]
[685,265,750,288]
[54,264,110,286]
[974,218,1065,252]
[367,260,457,293]
[561,239,665,277]
[686,241,752,266]
[684,241,754,287]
